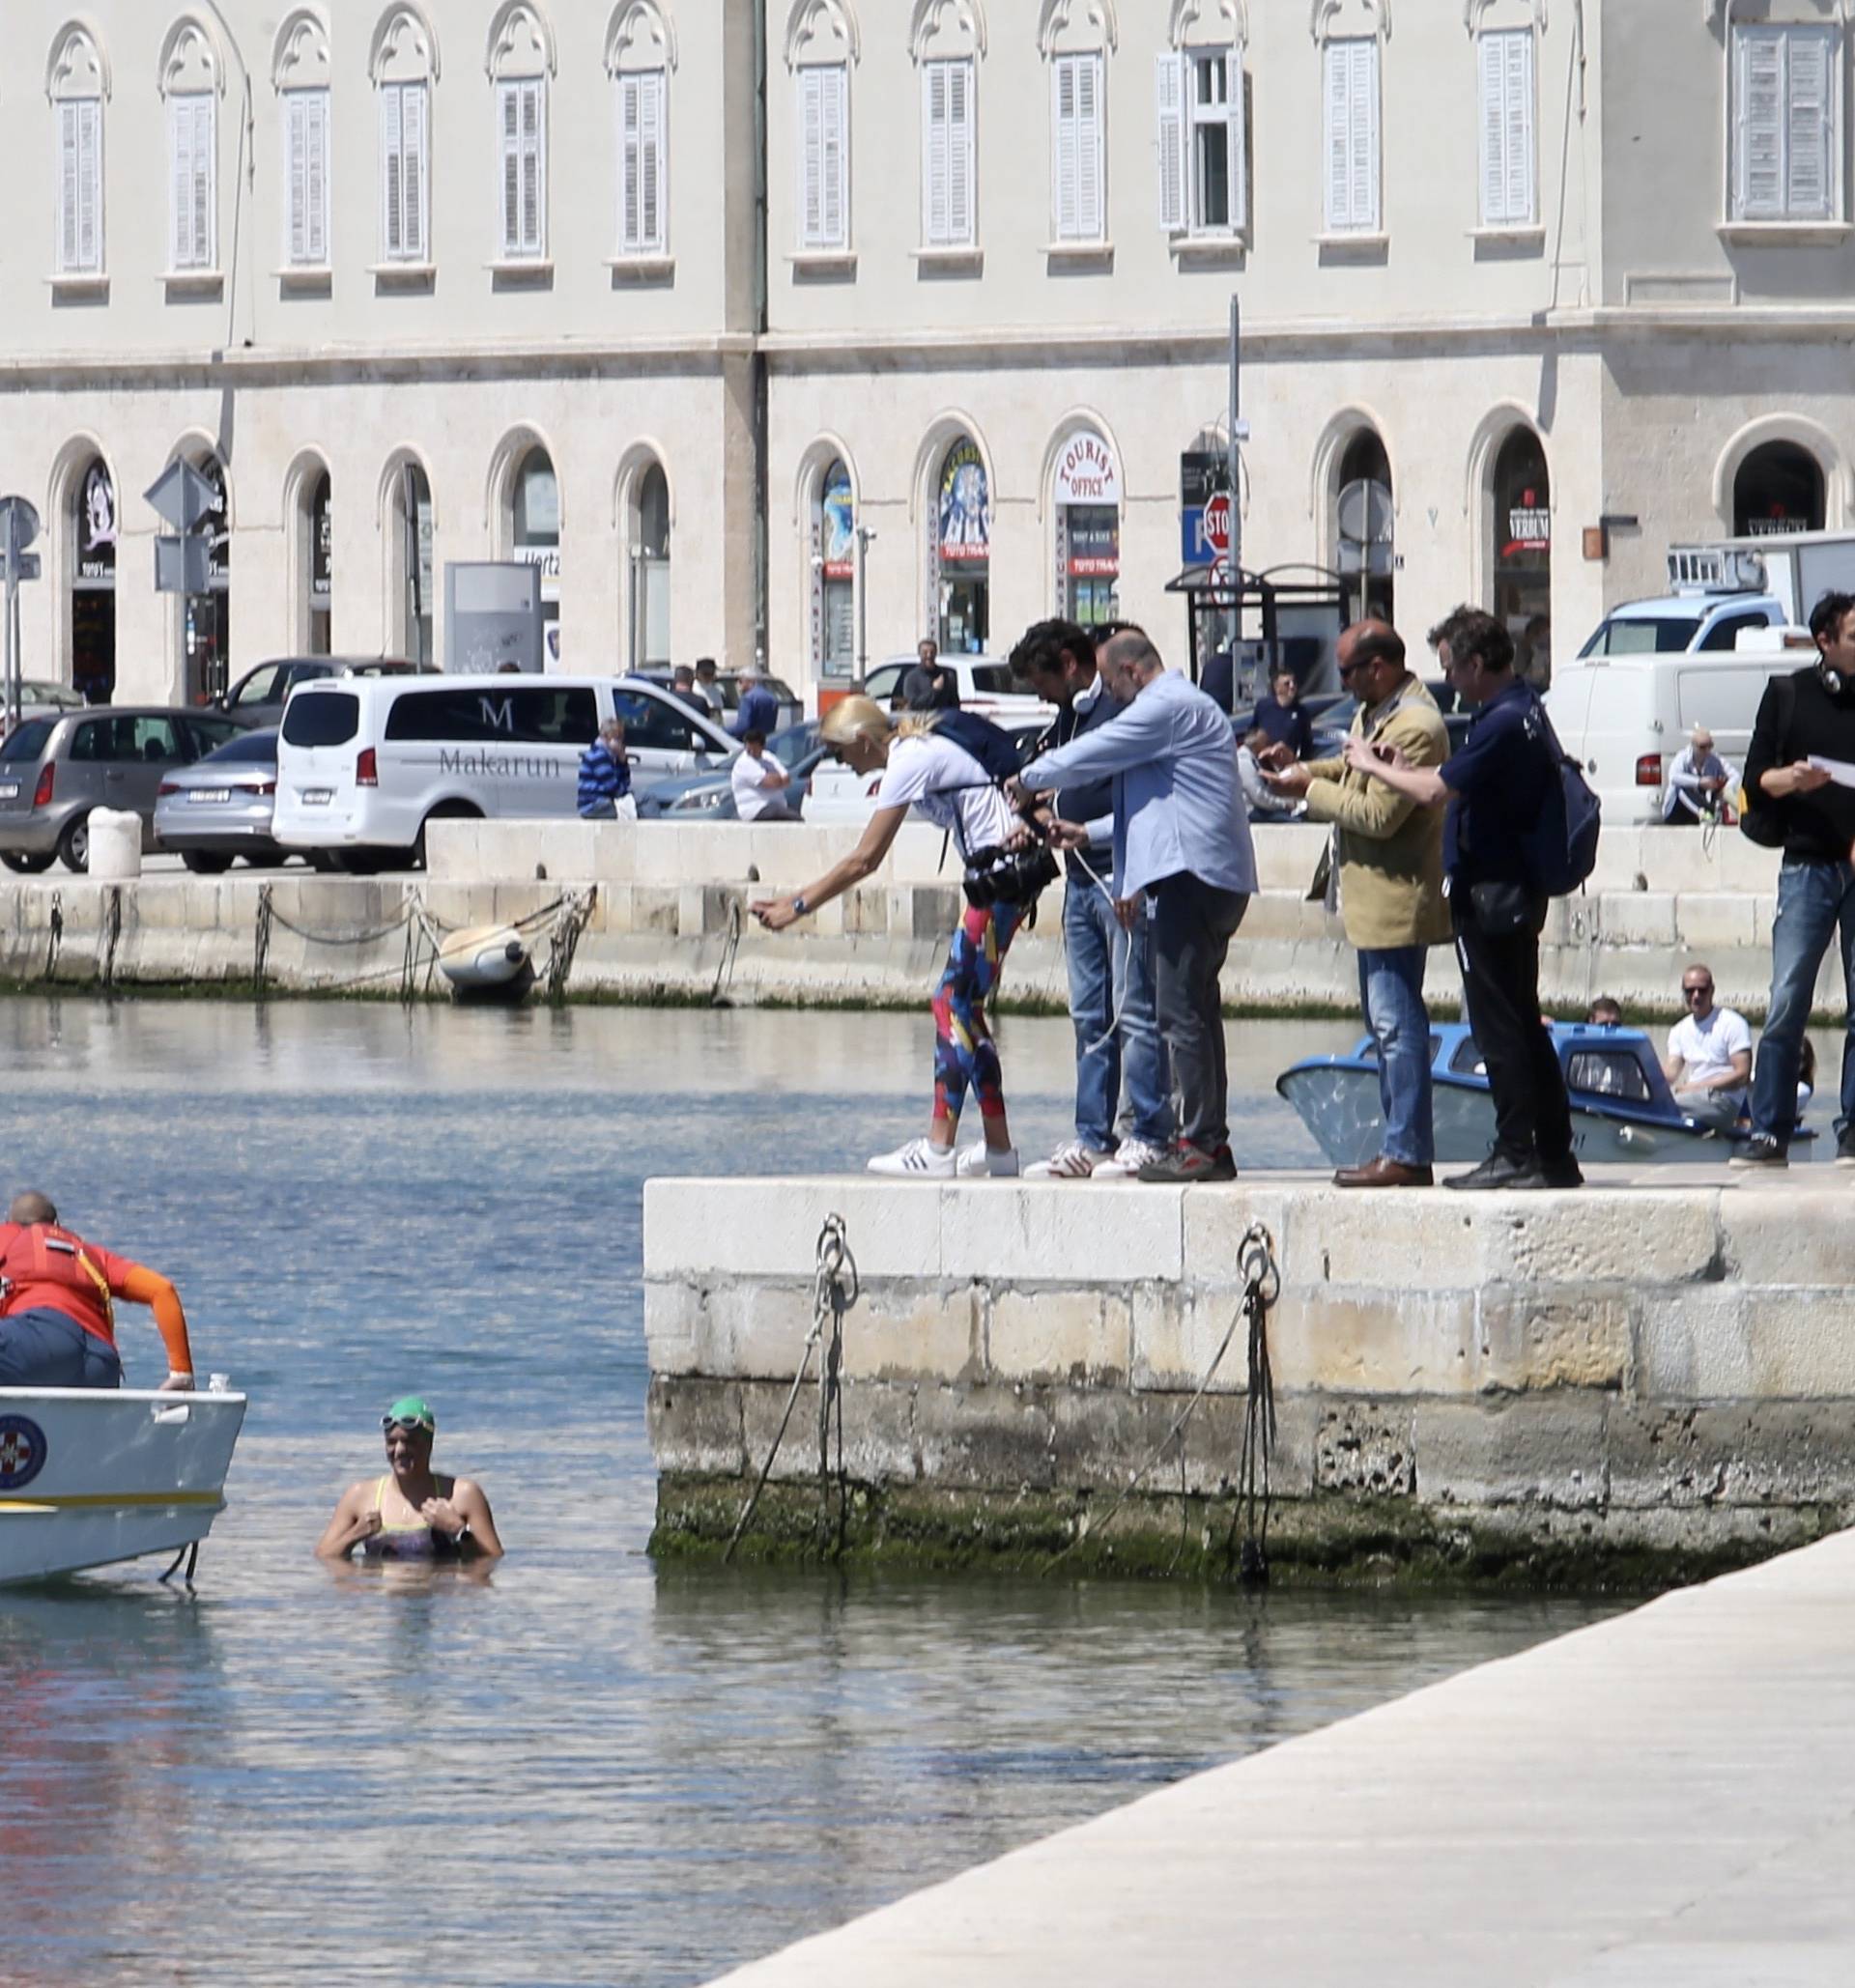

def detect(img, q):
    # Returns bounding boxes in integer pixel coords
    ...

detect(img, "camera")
[962,842,1060,909]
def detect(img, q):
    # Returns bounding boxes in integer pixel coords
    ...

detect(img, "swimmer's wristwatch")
[791,895,809,916]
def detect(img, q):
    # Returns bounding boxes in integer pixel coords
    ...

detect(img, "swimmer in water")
[314,1396,504,1563]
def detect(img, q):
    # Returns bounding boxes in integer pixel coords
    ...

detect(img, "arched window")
[1333,427,1392,625]
[488,4,554,265]
[1039,0,1114,245]
[71,456,117,700]
[912,3,982,251]
[290,466,333,655]
[609,2,673,261]
[787,1,857,253]
[48,24,109,280]
[1051,427,1121,626]
[372,5,437,268]
[385,458,435,665]
[510,445,561,658]
[159,18,221,274]
[1491,428,1552,688]
[274,11,332,272]
[1733,440,1825,537]
[628,462,671,667]
[811,458,857,679]
[928,433,989,653]
[1312,1,1386,238]
[1158,1,1246,240]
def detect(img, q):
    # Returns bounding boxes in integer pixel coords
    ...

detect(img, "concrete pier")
[645,1173,1855,1584]
[702,1523,1855,1986]
[0,813,1837,1012]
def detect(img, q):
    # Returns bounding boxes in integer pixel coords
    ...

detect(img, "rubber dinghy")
[0,1385,247,1585]
[1277,1021,1816,1168]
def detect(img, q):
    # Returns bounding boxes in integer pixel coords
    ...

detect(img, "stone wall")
[643,1176,1855,1585]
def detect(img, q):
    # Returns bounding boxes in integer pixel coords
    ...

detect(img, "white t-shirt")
[1667,1005,1752,1097]
[876,732,1016,862]
[730,749,785,821]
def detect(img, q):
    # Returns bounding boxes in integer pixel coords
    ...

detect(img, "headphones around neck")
[1822,656,1846,696]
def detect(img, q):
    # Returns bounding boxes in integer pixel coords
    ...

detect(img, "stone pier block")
[1313,1400,1416,1497]
[839,1282,981,1384]
[1676,894,1759,950]
[1474,1285,1634,1393]
[1601,892,1678,946]
[986,1288,1132,1385]
[646,1375,746,1477]
[1718,1192,1855,1286]
[1411,1395,1610,1510]
[944,1182,1183,1285]
[913,1382,1056,1491]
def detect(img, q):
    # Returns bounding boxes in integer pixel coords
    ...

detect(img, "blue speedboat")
[1277,1021,1815,1168]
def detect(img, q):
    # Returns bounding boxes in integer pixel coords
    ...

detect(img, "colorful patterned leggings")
[931,901,1024,1134]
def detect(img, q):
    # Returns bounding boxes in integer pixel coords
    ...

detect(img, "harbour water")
[0,999,1623,1987]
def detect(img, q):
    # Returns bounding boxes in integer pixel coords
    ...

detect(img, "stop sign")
[1203,491,1232,560]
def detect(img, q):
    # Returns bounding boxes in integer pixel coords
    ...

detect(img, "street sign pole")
[855,525,877,678]
[1226,295,1242,667]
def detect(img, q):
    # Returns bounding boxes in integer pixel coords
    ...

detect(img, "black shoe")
[1138,1142,1238,1184]
[1729,1133,1788,1171]
[1838,1129,1855,1168]
[1538,1154,1584,1189]
[1444,1150,1548,1191]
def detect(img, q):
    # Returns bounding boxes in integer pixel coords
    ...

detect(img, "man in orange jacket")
[0,1191,197,1391]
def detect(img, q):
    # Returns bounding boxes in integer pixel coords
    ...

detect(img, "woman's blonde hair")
[820,696,944,751]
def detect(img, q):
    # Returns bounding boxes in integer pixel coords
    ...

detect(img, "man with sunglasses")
[1662,965,1752,1130]
[1263,620,1451,1186]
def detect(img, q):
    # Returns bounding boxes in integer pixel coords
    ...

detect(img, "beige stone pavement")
[706,1527,1855,1986]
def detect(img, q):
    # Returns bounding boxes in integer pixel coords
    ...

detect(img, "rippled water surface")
[0,1000,1619,1987]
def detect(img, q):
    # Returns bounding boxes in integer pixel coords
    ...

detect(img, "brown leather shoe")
[1333,1155,1435,1188]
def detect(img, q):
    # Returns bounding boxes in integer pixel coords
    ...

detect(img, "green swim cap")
[383,1394,437,1434]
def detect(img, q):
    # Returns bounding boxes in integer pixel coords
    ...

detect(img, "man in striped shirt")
[577,720,632,818]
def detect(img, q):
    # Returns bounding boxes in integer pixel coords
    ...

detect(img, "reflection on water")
[0,1000,1614,1986]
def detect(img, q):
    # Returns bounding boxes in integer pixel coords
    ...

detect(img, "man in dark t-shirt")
[1252,667,1313,759]
[1735,589,1855,1166]
[901,638,959,712]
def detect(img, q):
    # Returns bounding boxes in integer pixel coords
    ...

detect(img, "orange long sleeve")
[118,1264,194,1377]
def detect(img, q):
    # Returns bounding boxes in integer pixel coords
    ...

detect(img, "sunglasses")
[381,1415,433,1436]
[1683,984,1713,999]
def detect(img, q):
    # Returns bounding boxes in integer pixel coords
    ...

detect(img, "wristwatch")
[791,894,809,916]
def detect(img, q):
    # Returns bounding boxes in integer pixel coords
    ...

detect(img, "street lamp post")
[855,525,877,679]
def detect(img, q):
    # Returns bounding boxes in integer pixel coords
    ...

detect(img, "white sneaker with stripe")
[867,1138,958,1178]
[1024,1141,1112,1180]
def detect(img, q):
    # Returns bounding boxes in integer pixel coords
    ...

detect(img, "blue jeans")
[1752,857,1855,1145]
[0,1308,122,1387]
[1063,878,1172,1150]
[1357,946,1435,1166]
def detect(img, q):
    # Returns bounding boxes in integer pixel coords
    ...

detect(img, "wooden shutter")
[1478,31,1534,228]
[800,64,847,249]
[169,95,193,268]
[948,58,974,244]
[1786,28,1834,220]
[618,70,666,255]
[1735,28,1787,219]
[76,99,101,272]
[1075,53,1103,239]
[1156,52,1186,232]
[1224,50,1248,232]
[1324,40,1379,232]
[641,70,666,251]
[402,84,428,260]
[499,82,521,255]
[821,65,847,247]
[285,90,328,266]
[170,93,215,269]
[923,61,951,243]
[382,84,404,257]
[59,101,81,272]
[1053,53,1100,241]
[523,82,546,255]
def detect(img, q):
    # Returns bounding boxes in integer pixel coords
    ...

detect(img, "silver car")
[154,727,319,874]
[0,705,244,872]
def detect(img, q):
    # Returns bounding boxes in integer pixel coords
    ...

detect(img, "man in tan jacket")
[1264,620,1451,1186]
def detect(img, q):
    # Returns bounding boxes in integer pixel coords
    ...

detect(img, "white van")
[1548,605,1807,826]
[273,674,737,866]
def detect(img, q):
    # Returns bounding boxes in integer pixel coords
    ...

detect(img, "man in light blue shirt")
[1014,627,1256,1182]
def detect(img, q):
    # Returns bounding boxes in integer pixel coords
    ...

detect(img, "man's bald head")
[1095,627,1165,705]
[1337,619,1409,703]
[10,1190,58,1226]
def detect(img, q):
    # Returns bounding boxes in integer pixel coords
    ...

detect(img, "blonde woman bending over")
[753,696,1034,1178]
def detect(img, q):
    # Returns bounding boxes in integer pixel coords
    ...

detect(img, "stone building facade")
[1,0,1850,705]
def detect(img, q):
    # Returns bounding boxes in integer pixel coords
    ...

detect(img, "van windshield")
[282,692,360,748]
[1579,615,1702,658]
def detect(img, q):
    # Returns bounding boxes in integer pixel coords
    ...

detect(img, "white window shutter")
[499,83,521,256]
[1505,32,1535,225]
[305,91,328,264]
[404,84,428,259]
[1322,44,1349,229]
[619,74,641,249]
[1052,57,1078,239]
[1737,28,1786,219]
[195,96,217,268]
[523,81,546,256]
[1156,52,1186,232]
[822,65,847,248]
[923,62,951,244]
[1476,32,1506,225]
[382,84,403,258]
[1076,53,1103,240]
[946,59,974,245]
[1352,41,1380,231]
[642,70,667,251]
[1786,29,1834,220]
[169,97,192,269]
[799,68,824,246]
[59,101,81,272]
[76,99,101,272]
[286,93,308,264]
[1227,50,1248,232]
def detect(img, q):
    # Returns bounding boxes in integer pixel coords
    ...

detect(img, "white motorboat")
[0,1384,247,1585]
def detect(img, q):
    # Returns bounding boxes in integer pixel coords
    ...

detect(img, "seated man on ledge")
[1663,964,1752,1129]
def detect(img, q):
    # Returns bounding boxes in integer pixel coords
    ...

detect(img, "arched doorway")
[294,468,332,656]
[511,445,560,663]
[71,457,116,702]
[929,434,989,653]
[1052,428,1121,628]
[184,455,231,702]
[1492,429,1553,688]
[387,459,434,665]
[630,462,671,668]
[1334,430,1393,627]
[812,458,856,681]
[1733,441,1825,537]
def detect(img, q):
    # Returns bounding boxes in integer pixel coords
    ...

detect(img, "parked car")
[0,705,244,872]
[806,715,1050,826]
[0,679,88,746]
[856,655,1053,722]
[272,674,738,868]
[1552,600,1798,826]
[213,656,433,730]
[636,721,824,819]
[153,727,322,873]
[631,668,804,732]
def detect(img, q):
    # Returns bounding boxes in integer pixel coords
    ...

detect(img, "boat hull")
[1277,1066,1784,1168]
[0,1386,247,1585]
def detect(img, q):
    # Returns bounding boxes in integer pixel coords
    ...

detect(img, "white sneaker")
[1025,1141,1112,1180]
[1095,1138,1169,1179]
[956,1138,991,1179]
[867,1137,957,1179]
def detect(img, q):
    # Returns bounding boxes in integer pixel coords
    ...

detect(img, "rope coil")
[725,1212,860,1564]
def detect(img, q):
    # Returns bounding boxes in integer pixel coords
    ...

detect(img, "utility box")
[445,561,544,674]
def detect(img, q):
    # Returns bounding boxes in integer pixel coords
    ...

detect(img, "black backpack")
[1521,692,1602,895]
[1738,674,1798,849]
[932,709,1028,783]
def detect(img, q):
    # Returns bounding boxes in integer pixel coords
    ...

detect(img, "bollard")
[85,808,143,880]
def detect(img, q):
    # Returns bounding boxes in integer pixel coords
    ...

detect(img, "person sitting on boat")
[1663,728,1735,827]
[1587,996,1623,1027]
[1663,965,1752,1131]
[315,1396,504,1563]
[0,1191,196,1391]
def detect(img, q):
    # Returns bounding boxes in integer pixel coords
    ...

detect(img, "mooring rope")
[709,896,744,1008]
[724,1213,860,1564]
[100,885,122,994]
[43,892,63,980]
[541,888,596,1004]
[1056,1219,1280,1578]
